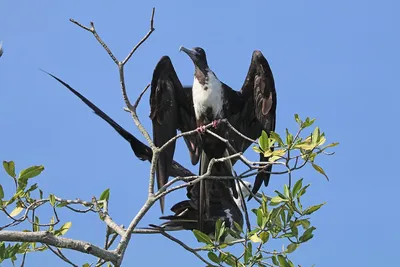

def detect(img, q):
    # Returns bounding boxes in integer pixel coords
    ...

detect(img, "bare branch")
[122,8,155,65]
[158,231,218,266]
[46,245,79,267]
[92,197,126,236]
[0,231,118,263]
[69,19,119,65]
[133,84,150,110]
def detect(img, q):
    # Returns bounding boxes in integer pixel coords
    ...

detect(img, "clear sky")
[1,1,399,266]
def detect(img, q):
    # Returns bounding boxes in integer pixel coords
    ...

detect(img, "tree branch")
[0,231,118,263]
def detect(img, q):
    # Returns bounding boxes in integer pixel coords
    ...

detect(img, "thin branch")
[20,252,27,267]
[46,245,79,267]
[69,19,119,65]
[122,8,155,65]
[133,84,150,110]
[158,231,218,266]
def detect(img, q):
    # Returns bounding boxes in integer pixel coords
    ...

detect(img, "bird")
[43,72,195,179]
[149,46,277,224]
[154,180,258,242]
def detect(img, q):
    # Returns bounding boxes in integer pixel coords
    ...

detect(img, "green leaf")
[233,221,243,234]
[283,185,290,199]
[295,219,310,229]
[259,130,270,151]
[279,233,296,238]
[294,142,315,150]
[272,255,279,266]
[252,146,263,154]
[292,178,303,197]
[192,230,213,245]
[249,233,262,243]
[18,166,44,190]
[312,127,320,145]
[317,135,326,146]
[290,223,298,237]
[270,131,284,147]
[82,264,90,267]
[33,216,40,232]
[49,194,56,207]
[303,203,325,215]
[323,142,339,149]
[256,209,263,228]
[274,190,287,199]
[259,231,269,243]
[57,202,68,208]
[294,114,301,125]
[286,243,299,253]
[221,253,239,267]
[0,185,4,199]
[19,166,44,181]
[26,183,38,193]
[277,255,290,267]
[99,189,110,201]
[9,206,23,217]
[270,196,287,204]
[312,163,329,181]
[208,252,220,264]
[244,242,252,264]
[215,219,225,242]
[300,226,316,242]
[297,184,310,198]
[3,161,16,178]
[49,216,55,231]
[285,129,293,146]
[302,117,315,128]
[55,222,72,236]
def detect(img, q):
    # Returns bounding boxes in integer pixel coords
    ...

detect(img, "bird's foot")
[212,119,221,129]
[196,125,207,134]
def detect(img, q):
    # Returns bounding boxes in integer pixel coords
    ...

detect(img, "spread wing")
[44,71,195,178]
[228,50,277,197]
[150,56,201,212]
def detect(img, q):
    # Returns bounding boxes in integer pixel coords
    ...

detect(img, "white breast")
[192,71,224,120]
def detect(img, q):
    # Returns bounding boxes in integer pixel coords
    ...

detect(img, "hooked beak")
[179,46,199,63]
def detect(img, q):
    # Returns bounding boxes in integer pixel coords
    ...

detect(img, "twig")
[122,8,155,65]
[46,245,79,267]
[69,19,119,64]
[20,252,27,267]
[158,231,218,266]
[92,197,125,236]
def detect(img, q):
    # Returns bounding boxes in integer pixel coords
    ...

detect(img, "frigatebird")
[150,47,277,220]
[155,181,257,242]
[43,72,194,179]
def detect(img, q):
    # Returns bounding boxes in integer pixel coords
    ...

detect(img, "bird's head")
[179,46,209,73]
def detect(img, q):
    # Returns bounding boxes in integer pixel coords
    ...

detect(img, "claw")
[196,125,206,134]
[212,119,221,129]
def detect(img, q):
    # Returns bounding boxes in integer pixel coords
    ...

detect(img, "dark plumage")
[150,46,277,229]
[44,72,194,179]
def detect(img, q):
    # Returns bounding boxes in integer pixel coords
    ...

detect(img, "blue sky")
[1,1,399,266]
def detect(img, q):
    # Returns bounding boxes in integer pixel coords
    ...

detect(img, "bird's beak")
[179,46,199,63]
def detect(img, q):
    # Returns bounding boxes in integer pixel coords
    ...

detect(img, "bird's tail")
[195,149,237,232]
[156,200,198,231]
